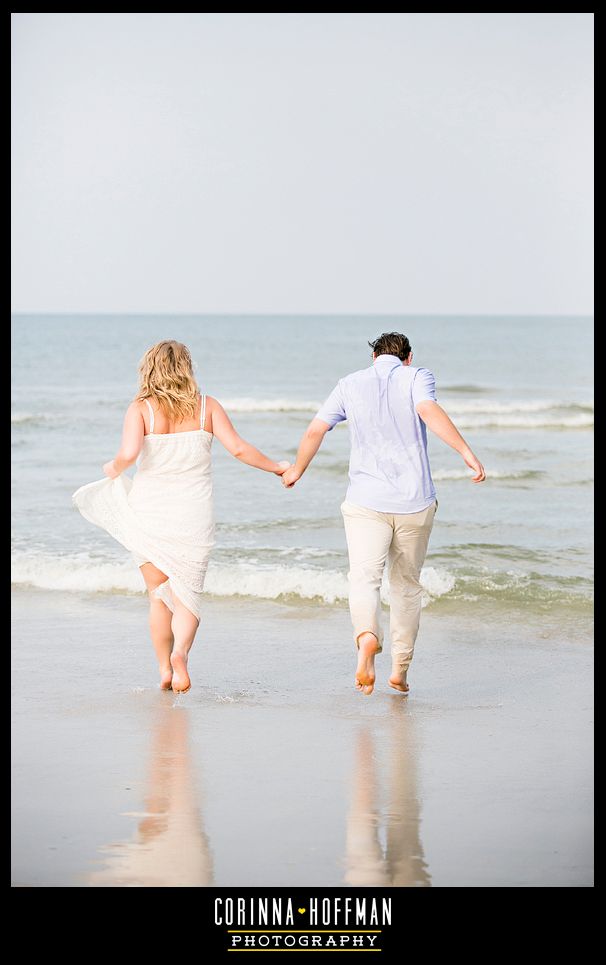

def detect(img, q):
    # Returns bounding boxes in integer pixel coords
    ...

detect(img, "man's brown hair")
[368,332,412,361]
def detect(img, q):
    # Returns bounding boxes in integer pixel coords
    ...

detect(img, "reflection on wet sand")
[345,700,430,887]
[88,700,213,887]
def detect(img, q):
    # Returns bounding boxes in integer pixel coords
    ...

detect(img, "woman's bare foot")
[170,651,191,693]
[388,669,409,694]
[159,666,173,690]
[355,632,381,695]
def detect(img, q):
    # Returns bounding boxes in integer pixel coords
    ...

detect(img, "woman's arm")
[209,397,287,475]
[103,403,145,478]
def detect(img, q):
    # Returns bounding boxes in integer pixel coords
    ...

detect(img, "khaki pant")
[340,499,438,671]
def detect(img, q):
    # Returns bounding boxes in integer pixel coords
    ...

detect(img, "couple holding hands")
[73,333,485,695]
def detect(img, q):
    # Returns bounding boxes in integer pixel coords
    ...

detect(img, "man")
[282,332,485,696]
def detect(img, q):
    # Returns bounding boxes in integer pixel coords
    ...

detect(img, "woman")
[72,340,288,693]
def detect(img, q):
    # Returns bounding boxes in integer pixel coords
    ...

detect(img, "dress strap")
[145,398,155,433]
[200,393,207,430]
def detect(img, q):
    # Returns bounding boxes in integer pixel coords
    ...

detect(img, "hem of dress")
[72,476,210,622]
[150,578,200,623]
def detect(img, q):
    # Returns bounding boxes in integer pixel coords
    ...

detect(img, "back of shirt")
[315,354,437,514]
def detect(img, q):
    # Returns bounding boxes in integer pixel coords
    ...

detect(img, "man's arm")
[282,419,330,488]
[416,401,486,482]
[283,380,346,488]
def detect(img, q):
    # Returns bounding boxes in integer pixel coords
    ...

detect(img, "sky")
[11,12,593,316]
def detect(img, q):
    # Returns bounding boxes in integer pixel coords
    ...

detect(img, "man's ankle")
[357,631,380,651]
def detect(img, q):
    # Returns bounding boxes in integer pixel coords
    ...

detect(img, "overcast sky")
[11,12,593,316]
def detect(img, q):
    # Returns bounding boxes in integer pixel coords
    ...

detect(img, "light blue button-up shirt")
[315,354,438,514]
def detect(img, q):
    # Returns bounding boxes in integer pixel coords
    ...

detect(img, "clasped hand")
[281,466,301,488]
[273,461,300,488]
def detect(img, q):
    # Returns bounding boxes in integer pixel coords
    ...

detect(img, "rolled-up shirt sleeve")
[411,368,437,406]
[315,381,347,430]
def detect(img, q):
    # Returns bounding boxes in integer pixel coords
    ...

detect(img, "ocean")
[11,314,594,630]
[11,313,594,887]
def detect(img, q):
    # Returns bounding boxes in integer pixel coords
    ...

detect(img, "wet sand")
[11,588,593,887]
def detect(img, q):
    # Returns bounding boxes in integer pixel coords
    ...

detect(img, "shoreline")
[11,587,593,887]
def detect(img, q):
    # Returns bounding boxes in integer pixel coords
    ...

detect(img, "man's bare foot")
[159,667,173,690]
[355,632,381,695]
[170,651,191,693]
[388,669,409,694]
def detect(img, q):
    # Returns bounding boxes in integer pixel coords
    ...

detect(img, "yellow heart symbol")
[298,908,306,914]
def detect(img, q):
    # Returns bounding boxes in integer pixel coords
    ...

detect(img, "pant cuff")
[391,654,412,671]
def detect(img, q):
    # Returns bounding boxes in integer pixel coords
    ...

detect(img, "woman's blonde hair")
[135,341,199,421]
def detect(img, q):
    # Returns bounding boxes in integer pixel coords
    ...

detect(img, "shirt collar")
[373,354,403,368]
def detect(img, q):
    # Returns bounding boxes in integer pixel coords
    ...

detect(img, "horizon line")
[10,311,594,319]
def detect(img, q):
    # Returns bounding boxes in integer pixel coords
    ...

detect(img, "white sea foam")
[205,562,349,603]
[10,553,146,594]
[444,399,593,415]
[453,413,593,429]
[432,468,543,481]
[221,398,322,412]
[11,412,46,425]
[10,551,455,607]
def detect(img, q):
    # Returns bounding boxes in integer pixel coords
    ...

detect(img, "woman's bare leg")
[140,563,174,690]
[170,597,200,693]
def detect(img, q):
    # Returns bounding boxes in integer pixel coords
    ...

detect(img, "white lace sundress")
[72,395,214,620]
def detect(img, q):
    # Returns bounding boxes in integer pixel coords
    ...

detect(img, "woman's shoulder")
[124,399,150,425]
